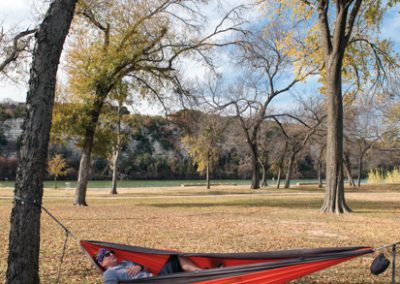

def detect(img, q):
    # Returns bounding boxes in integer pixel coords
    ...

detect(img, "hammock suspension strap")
[392,244,397,284]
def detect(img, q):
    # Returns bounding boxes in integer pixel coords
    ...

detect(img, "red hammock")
[80,240,374,284]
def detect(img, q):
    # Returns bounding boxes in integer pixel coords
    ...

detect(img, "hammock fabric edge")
[80,240,374,284]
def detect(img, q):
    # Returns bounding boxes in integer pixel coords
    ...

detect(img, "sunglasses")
[104,251,114,258]
[97,250,115,263]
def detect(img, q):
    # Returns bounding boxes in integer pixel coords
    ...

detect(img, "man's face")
[100,251,118,268]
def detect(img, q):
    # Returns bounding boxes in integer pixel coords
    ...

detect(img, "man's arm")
[126,265,142,277]
[103,269,119,284]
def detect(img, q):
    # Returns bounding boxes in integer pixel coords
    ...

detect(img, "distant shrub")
[368,167,400,184]
[385,167,400,183]
[368,169,385,184]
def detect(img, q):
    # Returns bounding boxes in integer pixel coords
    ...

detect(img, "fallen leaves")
[0,184,399,283]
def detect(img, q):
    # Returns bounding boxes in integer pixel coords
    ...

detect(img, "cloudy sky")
[0,0,399,112]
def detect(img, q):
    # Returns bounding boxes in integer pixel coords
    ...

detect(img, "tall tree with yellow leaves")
[67,0,244,205]
[48,154,67,188]
[182,116,225,189]
[266,0,397,213]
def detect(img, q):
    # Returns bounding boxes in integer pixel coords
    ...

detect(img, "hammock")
[80,240,374,284]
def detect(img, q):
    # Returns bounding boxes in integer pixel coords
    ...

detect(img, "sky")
[0,0,40,103]
[0,0,399,114]
[0,0,254,114]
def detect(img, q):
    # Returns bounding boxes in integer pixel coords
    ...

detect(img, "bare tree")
[0,27,36,74]
[209,22,318,189]
[258,122,289,188]
[6,0,77,283]
[70,0,246,205]
[344,95,388,186]
[272,97,326,188]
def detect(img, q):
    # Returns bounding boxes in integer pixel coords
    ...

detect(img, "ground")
[0,184,399,283]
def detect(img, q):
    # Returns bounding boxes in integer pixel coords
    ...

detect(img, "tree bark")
[317,0,362,214]
[260,151,269,187]
[206,164,210,189]
[317,145,325,188]
[110,103,122,195]
[249,143,260,189]
[110,149,119,194]
[357,156,363,187]
[74,134,93,206]
[276,167,282,189]
[74,95,105,205]
[6,1,76,283]
[317,160,323,188]
[260,164,268,187]
[321,54,352,213]
[284,152,295,189]
[343,152,354,186]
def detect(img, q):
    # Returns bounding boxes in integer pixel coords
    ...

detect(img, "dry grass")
[1,184,400,283]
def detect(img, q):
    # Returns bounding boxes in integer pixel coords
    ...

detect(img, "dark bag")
[370,253,390,275]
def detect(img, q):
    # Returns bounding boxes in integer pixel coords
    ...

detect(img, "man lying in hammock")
[94,248,203,284]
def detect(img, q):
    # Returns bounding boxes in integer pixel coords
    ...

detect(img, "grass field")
[0,178,368,189]
[0,184,399,283]
[0,179,253,189]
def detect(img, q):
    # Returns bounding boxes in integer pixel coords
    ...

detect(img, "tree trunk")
[74,95,105,206]
[6,1,76,283]
[321,55,352,214]
[261,165,267,187]
[260,151,269,187]
[110,149,119,194]
[260,161,269,187]
[250,143,260,189]
[317,160,323,188]
[343,163,353,186]
[284,152,295,189]
[111,103,122,194]
[54,176,58,189]
[357,156,363,187]
[343,153,354,186]
[276,167,282,189]
[74,136,93,206]
[206,164,210,189]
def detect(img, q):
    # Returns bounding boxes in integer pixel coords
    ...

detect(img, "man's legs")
[177,256,202,272]
[158,255,202,276]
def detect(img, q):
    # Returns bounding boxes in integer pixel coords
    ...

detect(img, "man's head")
[94,249,118,269]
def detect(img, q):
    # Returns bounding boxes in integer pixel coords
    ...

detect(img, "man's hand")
[126,265,142,276]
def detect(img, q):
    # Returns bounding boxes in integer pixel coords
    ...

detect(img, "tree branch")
[0,28,37,73]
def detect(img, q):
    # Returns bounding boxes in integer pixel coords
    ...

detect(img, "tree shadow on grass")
[147,198,324,209]
[348,200,400,212]
[147,198,400,212]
